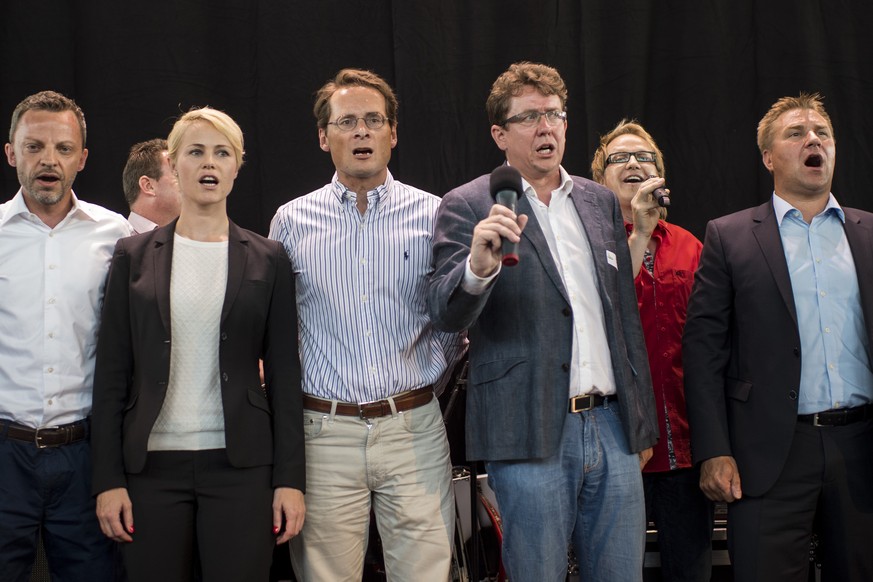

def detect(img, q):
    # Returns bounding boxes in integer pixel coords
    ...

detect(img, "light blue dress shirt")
[773,193,873,414]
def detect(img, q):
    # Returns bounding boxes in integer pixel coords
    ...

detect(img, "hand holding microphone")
[647,174,671,207]
[490,165,524,266]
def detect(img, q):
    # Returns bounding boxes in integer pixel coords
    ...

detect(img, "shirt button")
[48,264,57,270]
[47,367,54,373]
[820,291,826,297]
[824,327,831,333]
[788,390,797,400]
[48,298,56,304]
[48,399,54,405]
[361,294,368,302]
[360,258,367,265]
[48,332,54,339]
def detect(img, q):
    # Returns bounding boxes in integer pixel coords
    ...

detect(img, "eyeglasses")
[328,114,389,132]
[503,109,567,127]
[605,151,657,165]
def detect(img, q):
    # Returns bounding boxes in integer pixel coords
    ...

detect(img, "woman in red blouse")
[592,120,712,582]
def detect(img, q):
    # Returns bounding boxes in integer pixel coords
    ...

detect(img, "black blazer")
[91,219,304,495]
[683,201,873,496]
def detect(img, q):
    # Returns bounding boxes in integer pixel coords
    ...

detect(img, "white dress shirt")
[127,211,158,234]
[0,190,132,428]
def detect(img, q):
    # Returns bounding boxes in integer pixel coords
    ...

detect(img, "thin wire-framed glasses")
[503,109,567,127]
[328,114,388,132]
[605,151,657,165]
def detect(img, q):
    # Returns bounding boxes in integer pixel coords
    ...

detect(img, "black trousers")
[124,449,274,582]
[728,419,873,582]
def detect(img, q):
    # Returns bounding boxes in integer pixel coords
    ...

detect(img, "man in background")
[122,138,180,233]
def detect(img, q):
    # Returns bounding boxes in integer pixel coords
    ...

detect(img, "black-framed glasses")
[503,109,567,127]
[328,114,388,132]
[605,151,657,165]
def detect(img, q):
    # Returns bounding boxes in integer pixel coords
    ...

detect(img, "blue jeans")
[0,428,120,582]
[485,403,645,582]
[644,468,713,582]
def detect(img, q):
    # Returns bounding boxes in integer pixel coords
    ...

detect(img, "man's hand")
[96,487,134,542]
[638,447,654,470]
[469,205,528,278]
[273,487,305,544]
[700,455,743,502]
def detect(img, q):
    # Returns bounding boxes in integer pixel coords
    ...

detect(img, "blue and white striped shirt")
[269,171,465,403]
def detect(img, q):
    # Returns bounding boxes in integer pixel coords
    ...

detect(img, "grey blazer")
[428,173,658,462]
[683,201,873,496]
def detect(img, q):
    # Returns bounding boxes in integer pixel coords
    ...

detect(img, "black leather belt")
[2,419,89,448]
[303,386,434,419]
[797,404,873,427]
[569,394,616,413]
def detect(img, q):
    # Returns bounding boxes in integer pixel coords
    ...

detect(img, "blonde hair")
[591,119,665,184]
[168,107,245,168]
[591,119,668,220]
[757,93,833,153]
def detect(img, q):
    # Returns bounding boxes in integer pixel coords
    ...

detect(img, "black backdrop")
[3,0,873,239]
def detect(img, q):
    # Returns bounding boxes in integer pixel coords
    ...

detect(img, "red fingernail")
[273,526,280,534]
[129,526,135,534]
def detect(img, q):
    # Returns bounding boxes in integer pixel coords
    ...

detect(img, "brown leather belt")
[303,386,434,419]
[797,403,873,427]
[569,394,616,413]
[2,419,89,448]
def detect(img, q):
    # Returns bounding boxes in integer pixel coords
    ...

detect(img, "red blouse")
[626,220,702,473]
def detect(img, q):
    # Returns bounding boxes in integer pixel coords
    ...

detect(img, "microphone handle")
[495,189,519,266]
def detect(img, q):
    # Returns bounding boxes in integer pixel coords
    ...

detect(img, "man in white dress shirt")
[0,90,131,581]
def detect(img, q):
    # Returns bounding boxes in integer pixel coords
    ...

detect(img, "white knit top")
[148,234,229,451]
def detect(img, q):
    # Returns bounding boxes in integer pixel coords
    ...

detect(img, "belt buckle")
[811,413,824,427]
[358,400,377,421]
[34,426,58,449]
[570,395,594,414]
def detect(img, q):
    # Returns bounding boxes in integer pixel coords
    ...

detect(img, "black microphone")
[489,165,523,267]
[648,175,671,207]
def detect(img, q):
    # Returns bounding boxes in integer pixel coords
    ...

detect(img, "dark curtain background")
[3,0,872,239]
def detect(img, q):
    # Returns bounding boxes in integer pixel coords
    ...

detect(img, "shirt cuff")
[461,255,499,295]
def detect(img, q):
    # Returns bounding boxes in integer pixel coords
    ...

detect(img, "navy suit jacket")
[683,201,873,496]
[428,173,659,462]
[91,219,304,495]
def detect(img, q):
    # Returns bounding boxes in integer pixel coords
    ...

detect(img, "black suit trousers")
[122,449,274,582]
[728,419,873,582]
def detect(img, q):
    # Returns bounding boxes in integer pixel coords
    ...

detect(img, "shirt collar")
[772,191,844,226]
[0,189,94,228]
[330,170,393,209]
[520,166,573,203]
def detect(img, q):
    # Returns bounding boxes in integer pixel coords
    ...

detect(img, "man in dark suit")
[683,93,873,581]
[429,62,659,581]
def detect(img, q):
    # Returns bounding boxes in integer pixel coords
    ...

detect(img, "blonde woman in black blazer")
[91,107,305,581]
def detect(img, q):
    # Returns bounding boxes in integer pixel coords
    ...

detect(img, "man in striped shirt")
[269,68,464,582]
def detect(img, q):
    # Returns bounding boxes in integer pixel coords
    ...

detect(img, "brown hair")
[122,139,168,208]
[9,90,87,146]
[313,68,398,130]
[486,62,567,126]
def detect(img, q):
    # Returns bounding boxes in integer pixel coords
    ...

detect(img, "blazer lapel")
[153,222,176,336]
[221,221,248,325]
[517,194,570,303]
[751,201,798,326]
[843,209,873,357]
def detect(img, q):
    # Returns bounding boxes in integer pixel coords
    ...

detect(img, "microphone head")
[490,165,523,199]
